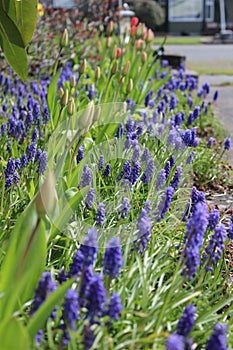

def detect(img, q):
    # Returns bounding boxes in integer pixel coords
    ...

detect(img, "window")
[205,0,214,22]
[169,0,203,22]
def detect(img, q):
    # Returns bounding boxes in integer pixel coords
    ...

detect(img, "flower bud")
[130,25,137,37]
[60,28,68,48]
[136,39,144,51]
[78,100,95,131]
[70,74,76,88]
[110,61,118,75]
[116,47,122,59]
[107,20,114,35]
[61,88,69,107]
[122,61,130,76]
[58,87,64,99]
[95,66,101,80]
[136,23,146,38]
[131,16,139,26]
[111,45,117,59]
[79,59,87,75]
[67,98,75,116]
[141,51,147,64]
[146,29,154,43]
[106,36,112,48]
[126,78,133,93]
[35,170,57,217]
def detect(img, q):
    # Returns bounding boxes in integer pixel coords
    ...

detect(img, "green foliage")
[0,0,38,80]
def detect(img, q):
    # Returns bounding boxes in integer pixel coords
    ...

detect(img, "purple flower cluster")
[103,237,123,278]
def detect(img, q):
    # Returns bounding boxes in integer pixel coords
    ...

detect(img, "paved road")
[163,44,233,164]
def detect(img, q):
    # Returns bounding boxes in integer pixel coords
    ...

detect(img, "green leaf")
[0,317,30,350]
[0,205,46,318]
[0,3,28,80]
[47,70,60,117]
[2,0,38,45]
[28,277,75,339]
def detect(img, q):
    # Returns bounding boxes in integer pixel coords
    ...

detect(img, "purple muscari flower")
[169,155,175,168]
[5,175,13,188]
[144,90,153,107]
[85,187,95,208]
[3,103,8,112]
[7,140,11,153]
[79,266,93,308]
[166,334,185,350]
[76,145,85,164]
[191,187,206,214]
[88,84,95,100]
[187,96,193,108]
[144,200,152,213]
[35,330,43,348]
[118,161,131,181]
[167,129,177,147]
[170,94,178,110]
[63,289,80,331]
[193,106,200,120]
[131,161,140,184]
[106,292,122,320]
[103,163,111,177]
[15,158,21,170]
[132,144,140,162]
[86,273,107,323]
[57,267,67,284]
[30,272,57,314]
[80,227,98,266]
[228,215,233,239]
[160,71,167,79]
[203,224,227,271]
[182,202,208,280]
[1,122,7,134]
[187,112,194,125]
[156,169,166,189]
[186,151,195,164]
[42,106,50,124]
[98,155,104,171]
[207,137,215,147]
[213,90,219,101]
[95,203,105,225]
[26,142,36,161]
[224,137,231,151]
[177,304,196,337]
[203,82,210,94]
[126,98,136,111]
[164,160,171,179]
[161,59,169,68]
[208,209,220,230]
[13,171,19,185]
[124,134,132,149]
[4,158,15,177]
[82,324,95,350]
[32,128,38,142]
[33,101,41,125]
[120,197,130,219]
[103,236,123,278]
[205,323,227,350]
[170,166,182,190]
[35,149,42,162]
[141,148,150,162]
[136,208,152,252]
[68,250,84,277]
[142,158,154,184]
[25,111,33,131]
[79,165,92,188]
[126,115,135,133]
[37,151,48,175]
[157,186,174,220]
[21,154,29,168]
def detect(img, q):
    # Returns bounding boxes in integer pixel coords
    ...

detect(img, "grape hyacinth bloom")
[156,169,166,189]
[182,202,208,280]
[203,224,227,271]
[136,208,152,252]
[30,272,57,315]
[205,323,227,350]
[76,145,85,164]
[213,90,219,102]
[103,163,111,177]
[81,227,99,266]
[224,137,231,151]
[228,215,233,239]
[62,289,80,331]
[120,197,130,219]
[37,151,48,175]
[207,137,215,147]
[98,155,104,171]
[86,273,107,323]
[177,304,196,337]
[103,237,123,278]
[141,148,150,162]
[208,209,220,230]
[142,158,154,184]
[79,266,93,308]
[166,334,185,350]
[95,203,105,225]
[117,161,131,181]
[170,166,182,190]
[68,250,84,277]
[131,161,140,184]
[106,292,122,320]
[79,165,92,188]
[82,324,95,350]
[157,186,174,221]
[85,187,95,208]
[35,330,43,348]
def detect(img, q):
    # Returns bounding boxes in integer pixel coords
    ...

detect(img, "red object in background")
[131,17,139,27]
[116,47,122,58]
[130,25,137,37]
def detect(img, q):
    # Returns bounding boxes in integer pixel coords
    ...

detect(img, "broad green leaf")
[0,317,30,350]
[47,70,60,117]
[28,277,75,339]
[0,204,46,318]
[2,0,38,45]
[0,4,28,80]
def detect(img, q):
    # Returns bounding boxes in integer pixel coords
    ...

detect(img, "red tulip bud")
[130,25,137,37]
[116,47,122,59]
[131,16,139,26]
